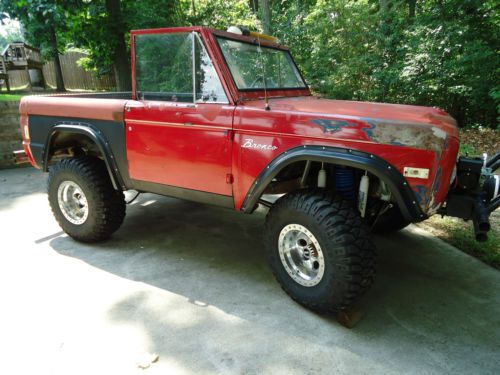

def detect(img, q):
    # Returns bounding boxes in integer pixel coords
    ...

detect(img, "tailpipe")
[473,198,490,242]
[473,225,488,243]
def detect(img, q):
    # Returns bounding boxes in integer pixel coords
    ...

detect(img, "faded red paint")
[19,96,127,122]
[125,101,235,196]
[230,97,458,211]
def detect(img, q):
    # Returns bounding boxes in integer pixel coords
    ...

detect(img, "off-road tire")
[265,190,376,313]
[372,204,410,234]
[48,157,126,242]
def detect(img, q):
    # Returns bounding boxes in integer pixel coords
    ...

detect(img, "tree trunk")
[379,0,393,37]
[49,27,65,92]
[408,0,416,18]
[191,0,196,17]
[379,0,390,20]
[250,0,258,12]
[105,0,132,91]
[259,0,272,35]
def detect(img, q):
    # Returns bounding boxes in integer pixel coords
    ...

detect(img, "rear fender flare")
[43,123,125,190]
[241,145,426,222]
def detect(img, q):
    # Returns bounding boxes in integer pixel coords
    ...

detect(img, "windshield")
[216,37,307,91]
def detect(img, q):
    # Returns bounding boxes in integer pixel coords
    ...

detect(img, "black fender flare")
[240,145,426,222]
[43,123,125,190]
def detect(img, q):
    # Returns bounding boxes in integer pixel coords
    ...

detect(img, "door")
[125,31,234,196]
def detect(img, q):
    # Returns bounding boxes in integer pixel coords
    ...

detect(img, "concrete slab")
[0,167,499,375]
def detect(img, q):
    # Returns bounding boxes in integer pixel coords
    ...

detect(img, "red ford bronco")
[17,26,499,313]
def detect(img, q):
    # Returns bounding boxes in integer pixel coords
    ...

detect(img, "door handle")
[174,103,196,109]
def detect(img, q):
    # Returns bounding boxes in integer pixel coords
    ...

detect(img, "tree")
[259,0,271,34]
[2,0,497,128]
[0,0,70,91]
[67,0,183,91]
[0,15,25,50]
[270,0,499,129]
[187,0,258,30]
[408,0,416,18]
[104,0,130,91]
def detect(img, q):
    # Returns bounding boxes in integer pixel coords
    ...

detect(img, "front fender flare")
[240,146,426,222]
[43,123,125,190]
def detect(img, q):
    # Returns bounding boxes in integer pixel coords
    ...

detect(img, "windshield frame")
[130,27,311,102]
[214,34,309,94]
[216,35,308,92]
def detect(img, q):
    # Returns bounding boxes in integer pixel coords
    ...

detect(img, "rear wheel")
[48,157,126,242]
[265,190,376,313]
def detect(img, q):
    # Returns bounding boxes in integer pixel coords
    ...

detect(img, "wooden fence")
[5,51,115,91]
[4,70,27,89]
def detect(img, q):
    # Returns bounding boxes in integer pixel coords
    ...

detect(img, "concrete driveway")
[0,167,499,375]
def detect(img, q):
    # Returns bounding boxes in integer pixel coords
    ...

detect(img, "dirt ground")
[459,128,500,156]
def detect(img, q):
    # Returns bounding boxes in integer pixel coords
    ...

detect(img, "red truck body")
[20,26,460,218]
[16,25,499,313]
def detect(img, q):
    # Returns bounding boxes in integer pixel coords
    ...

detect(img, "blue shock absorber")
[335,166,356,200]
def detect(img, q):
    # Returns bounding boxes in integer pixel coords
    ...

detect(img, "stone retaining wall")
[0,101,22,169]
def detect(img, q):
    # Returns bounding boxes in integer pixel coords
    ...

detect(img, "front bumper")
[441,152,500,241]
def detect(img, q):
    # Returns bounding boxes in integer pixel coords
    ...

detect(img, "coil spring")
[335,166,355,200]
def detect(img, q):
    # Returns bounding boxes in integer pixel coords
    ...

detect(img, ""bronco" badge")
[242,139,278,151]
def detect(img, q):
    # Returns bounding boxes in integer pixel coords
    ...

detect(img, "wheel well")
[46,132,103,165]
[241,146,425,222]
[259,159,398,222]
[262,160,388,198]
[44,126,124,190]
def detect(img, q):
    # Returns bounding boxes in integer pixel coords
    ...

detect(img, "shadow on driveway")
[46,193,500,374]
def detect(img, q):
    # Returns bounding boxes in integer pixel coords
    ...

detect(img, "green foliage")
[490,86,500,130]
[1,0,497,127]
[271,0,499,129]
[399,1,498,128]
[459,143,477,156]
[0,0,76,59]
[187,0,259,29]
[65,0,258,77]
[0,19,24,50]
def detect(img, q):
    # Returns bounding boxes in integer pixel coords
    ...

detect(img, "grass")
[0,93,24,101]
[458,143,477,156]
[417,215,500,269]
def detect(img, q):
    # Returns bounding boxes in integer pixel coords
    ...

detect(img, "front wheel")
[48,157,126,243]
[265,190,376,313]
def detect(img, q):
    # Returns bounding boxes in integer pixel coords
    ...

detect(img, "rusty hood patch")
[364,121,448,153]
[310,117,450,153]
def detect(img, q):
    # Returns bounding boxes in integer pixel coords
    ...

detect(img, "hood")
[244,96,459,140]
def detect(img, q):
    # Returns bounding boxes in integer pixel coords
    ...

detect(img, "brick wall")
[0,101,22,169]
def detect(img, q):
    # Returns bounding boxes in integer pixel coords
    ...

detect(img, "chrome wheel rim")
[57,181,89,225]
[278,224,325,287]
